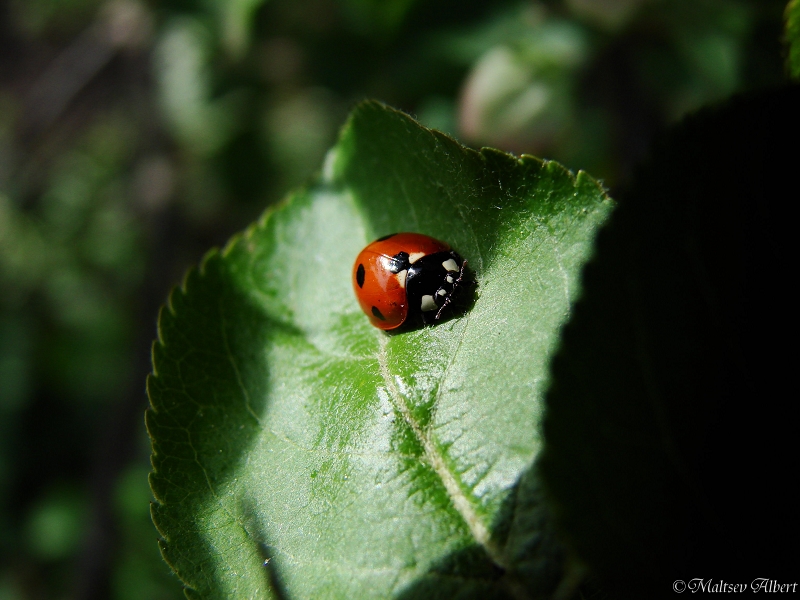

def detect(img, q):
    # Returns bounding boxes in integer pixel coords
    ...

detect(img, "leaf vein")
[219,299,262,425]
[376,335,506,570]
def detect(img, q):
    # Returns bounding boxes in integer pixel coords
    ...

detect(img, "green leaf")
[147,101,613,598]
[217,0,269,58]
[787,0,800,79]
[342,0,419,36]
[541,85,800,598]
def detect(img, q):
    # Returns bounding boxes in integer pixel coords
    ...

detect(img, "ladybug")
[352,232,467,330]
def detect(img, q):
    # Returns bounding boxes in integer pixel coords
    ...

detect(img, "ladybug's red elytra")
[352,232,467,330]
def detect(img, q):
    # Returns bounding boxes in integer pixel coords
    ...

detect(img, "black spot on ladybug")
[372,306,386,321]
[376,233,397,242]
[356,264,366,288]
[388,252,410,274]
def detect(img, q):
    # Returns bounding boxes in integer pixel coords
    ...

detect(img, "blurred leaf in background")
[0,0,791,597]
[787,0,800,77]
[440,0,786,182]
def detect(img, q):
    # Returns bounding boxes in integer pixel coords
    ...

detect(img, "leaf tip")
[575,169,611,199]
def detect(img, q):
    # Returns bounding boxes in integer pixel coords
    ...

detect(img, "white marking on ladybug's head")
[437,289,447,297]
[442,258,458,272]
[421,295,437,312]
[445,275,454,284]
[396,269,407,288]
[409,252,426,264]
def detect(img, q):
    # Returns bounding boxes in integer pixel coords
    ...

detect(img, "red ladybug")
[352,232,467,330]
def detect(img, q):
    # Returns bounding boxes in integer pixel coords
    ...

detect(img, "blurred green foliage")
[0,0,791,597]
[788,0,800,77]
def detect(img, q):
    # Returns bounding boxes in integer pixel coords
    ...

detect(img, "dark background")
[0,0,790,597]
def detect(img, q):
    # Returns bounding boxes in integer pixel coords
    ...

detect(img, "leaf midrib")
[376,333,505,569]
